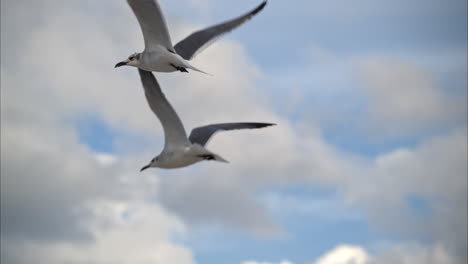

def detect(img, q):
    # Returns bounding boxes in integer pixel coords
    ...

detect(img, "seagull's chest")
[159,147,203,169]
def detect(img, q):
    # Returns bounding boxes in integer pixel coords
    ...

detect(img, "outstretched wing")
[138,69,189,149]
[189,122,275,146]
[127,0,175,51]
[174,1,267,60]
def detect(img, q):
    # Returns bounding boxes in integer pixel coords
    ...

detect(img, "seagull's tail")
[182,60,212,76]
[213,153,229,163]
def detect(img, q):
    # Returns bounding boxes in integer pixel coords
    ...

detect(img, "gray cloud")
[0,81,116,242]
[369,243,457,264]
[356,57,467,138]
[158,171,284,237]
[341,127,467,262]
[0,0,197,263]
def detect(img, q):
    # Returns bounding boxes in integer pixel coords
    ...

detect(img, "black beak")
[140,164,151,172]
[114,61,127,68]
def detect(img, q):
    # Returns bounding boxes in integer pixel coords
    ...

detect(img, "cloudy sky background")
[1,0,466,263]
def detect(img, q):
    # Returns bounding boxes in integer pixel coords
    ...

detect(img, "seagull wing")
[138,69,189,149]
[189,122,275,147]
[174,0,267,60]
[127,0,175,51]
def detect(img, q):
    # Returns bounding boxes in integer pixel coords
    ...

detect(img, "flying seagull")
[138,69,275,170]
[115,0,267,73]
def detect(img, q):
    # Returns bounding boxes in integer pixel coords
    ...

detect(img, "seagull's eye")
[129,56,134,61]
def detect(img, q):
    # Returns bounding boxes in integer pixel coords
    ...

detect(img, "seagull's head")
[140,156,161,171]
[115,53,141,68]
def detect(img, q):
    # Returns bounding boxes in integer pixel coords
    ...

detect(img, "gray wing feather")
[189,122,275,146]
[127,0,175,51]
[138,69,189,149]
[174,0,267,60]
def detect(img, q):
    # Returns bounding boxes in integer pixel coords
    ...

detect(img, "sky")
[1,0,467,263]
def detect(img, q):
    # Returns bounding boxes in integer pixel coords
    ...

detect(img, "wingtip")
[251,0,268,16]
[253,122,277,128]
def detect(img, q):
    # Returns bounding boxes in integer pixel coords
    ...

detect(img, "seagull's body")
[138,46,194,73]
[115,0,267,73]
[151,144,225,169]
[138,69,274,170]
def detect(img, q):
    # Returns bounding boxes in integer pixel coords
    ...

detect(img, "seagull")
[115,0,267,74]
[137,69,275,170]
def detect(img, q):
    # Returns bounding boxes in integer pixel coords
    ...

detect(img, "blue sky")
[1,0,467,263]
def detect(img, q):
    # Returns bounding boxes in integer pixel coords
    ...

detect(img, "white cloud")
[242,261,294,264]
[95,153,119,167]
[312,243,457,264]
[244,242,460,264]
[314,245,369,264]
